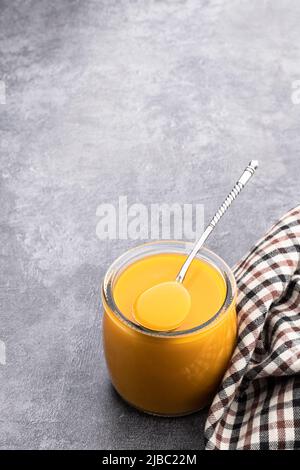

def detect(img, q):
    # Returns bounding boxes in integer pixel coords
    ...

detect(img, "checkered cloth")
[205,206,300,450]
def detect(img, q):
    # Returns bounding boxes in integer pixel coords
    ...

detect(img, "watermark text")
[96,196,204,240]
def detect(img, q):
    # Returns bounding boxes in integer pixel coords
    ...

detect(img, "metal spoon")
[176,160,259,284]
[134,160,259,332]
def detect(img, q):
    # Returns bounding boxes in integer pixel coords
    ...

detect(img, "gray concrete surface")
[1,0,300,450]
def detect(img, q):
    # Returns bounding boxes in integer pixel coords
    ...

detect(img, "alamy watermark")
[0,340,6,365]
[291,80,300,104]
[96,196,204,240]
[0,80,6,104]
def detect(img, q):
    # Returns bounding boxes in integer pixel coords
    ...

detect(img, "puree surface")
[113,253,227,331]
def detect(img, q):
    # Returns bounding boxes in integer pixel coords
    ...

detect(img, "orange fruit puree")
[114,253,226,331]
[102,251,237,415]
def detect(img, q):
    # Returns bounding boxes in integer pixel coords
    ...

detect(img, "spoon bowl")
[134,281,191,332]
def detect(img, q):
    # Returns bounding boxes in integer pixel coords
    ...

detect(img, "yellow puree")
[103,252,237,415]
[113,253,227,331]
[134,280,191,331]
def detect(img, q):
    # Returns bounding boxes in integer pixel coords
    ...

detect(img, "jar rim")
[101,241,237,338]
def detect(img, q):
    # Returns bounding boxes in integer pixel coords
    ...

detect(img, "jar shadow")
[107,383,208,450]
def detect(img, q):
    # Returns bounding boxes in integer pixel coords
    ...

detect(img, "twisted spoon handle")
[176,160,259,283]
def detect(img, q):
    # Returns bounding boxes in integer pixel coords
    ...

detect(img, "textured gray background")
[1,0,300,450]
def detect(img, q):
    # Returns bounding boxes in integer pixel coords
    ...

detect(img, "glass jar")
[102,241,237,416]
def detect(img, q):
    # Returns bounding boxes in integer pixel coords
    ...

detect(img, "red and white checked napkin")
[205,206,300,450]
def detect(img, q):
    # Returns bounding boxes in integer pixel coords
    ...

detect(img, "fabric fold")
[205,206,300,450]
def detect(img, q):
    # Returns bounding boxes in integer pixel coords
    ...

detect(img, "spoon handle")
[176,160,259,283]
